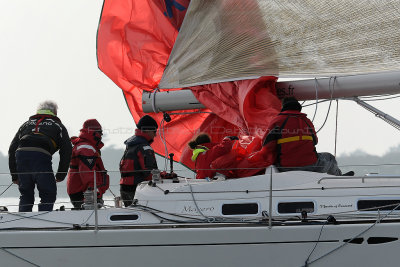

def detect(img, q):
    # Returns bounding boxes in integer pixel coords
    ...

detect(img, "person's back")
[8,101,72,212]
[249,97,342,176]
[266,109,318,168]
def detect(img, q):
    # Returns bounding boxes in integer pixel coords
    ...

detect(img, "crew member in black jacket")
[119,115,159,207]
[8,101,72,212]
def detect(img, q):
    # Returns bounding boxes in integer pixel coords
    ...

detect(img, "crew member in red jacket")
[119,115,159,207]
[249,97,343,175]
[189,133,237,179]
[67,119,109,209]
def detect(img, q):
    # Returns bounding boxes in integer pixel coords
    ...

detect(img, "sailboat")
[1,0,400,266]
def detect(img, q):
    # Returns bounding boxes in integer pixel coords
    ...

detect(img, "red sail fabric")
[192,78,281,177]
[97,0,281,171]
[97,0,201,167]
[191,77,281,137]
[97,0,188,91]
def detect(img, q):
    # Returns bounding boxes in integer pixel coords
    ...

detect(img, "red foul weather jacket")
[67,131,109,197]
[192,139,234,179]
[250,110,318,167]
[119,130,158,186]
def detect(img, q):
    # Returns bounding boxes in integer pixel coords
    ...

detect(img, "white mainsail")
[159,0,400,89]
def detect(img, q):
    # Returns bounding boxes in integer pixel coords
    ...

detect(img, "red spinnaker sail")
[97,0,280,169]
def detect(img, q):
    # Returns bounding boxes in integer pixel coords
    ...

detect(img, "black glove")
[225,136,239,141]
[55,173,65,182]
[11,174,18,183]
[160,171,177,179]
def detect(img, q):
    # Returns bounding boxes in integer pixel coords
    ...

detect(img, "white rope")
[334,99,339,157]
[151,88,159,113]
[311,77,319,123]
[316,76,336,134]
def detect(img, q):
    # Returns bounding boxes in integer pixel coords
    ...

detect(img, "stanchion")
[94,170,98,232]
[269,167,273,229]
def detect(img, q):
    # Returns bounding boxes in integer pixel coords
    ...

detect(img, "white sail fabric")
[159,0,400,89]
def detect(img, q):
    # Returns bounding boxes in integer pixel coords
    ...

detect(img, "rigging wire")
[151,87,169,171]
[302,202,400,267]
[0,247,40,267]
[302,99,331,108]
[0,183,13,197]
[107,187,117,198]
[304,218,329,267]
[359,94,400,102]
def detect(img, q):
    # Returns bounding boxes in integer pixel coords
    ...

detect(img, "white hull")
[1,219,400,267]
[2,169,400,266]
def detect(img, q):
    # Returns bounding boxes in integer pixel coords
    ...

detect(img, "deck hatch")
[110,214,139,221]
[277,202,314,214]
[222,203,259,215]
[357,200,400,211]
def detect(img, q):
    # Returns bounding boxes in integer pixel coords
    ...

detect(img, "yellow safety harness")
[277,135,313,144]
[191,145,209,162]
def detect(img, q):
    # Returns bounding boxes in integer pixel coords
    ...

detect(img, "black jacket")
[8,114,72,181]
[119,131,158,188]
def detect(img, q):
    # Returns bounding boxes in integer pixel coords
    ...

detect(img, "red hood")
[71,129,104,150]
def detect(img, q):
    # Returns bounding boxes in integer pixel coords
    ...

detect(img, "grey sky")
[0,1,134,155]
[1,0,399,158]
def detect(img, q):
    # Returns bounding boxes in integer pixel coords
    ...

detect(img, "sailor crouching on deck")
[67,119,109,209]
[188,133,237,180]
[8,100,72,212]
